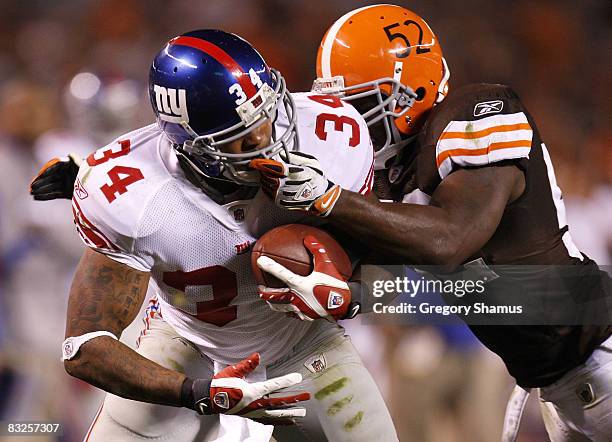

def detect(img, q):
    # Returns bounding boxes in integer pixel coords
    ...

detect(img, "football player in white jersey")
[33,30,397,441]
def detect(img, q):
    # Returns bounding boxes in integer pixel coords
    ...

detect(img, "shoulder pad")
[71,125,169,271]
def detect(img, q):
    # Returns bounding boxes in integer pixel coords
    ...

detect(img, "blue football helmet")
[148,29,297,183]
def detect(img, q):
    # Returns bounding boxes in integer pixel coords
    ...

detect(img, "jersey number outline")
[308,95,360,147]
[87,139,145,203]
[163,266,238,327]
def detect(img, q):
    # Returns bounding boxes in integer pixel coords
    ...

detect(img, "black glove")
[30,154,81,200]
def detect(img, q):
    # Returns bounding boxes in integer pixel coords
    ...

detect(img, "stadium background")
[0,0,609,440]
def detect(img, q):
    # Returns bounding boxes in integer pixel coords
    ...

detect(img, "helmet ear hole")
[173,66,178,73]
[415,87,426,101]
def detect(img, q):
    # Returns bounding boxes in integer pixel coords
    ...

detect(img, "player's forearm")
[64,250,186,406]
[64,336,186,406]
[330,191,462,266]
[331,167,519,267]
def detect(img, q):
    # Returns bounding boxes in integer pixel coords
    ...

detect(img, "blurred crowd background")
[0,0,610,441]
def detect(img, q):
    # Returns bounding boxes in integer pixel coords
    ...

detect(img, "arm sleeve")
[431,85,534,180]
[72,196,152,272]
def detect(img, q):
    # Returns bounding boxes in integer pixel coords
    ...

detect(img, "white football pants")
[539,334,612,441]
[84,312,397,442]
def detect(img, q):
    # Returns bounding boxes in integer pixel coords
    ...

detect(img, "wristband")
[180,377,195,408]
[345,281,365,319]
[181,377,212,414]
[313,184,342,217]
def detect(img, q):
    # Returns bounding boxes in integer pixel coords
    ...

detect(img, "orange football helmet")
[314,4,449,169]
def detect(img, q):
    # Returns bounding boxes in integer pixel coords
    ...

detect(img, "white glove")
[188,353,310,421]
[249,152,342,217]
[256,235,353,321]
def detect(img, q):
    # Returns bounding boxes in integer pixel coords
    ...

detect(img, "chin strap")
[176,151,228,204]
[175,150,257,204]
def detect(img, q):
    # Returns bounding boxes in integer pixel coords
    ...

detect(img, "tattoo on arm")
[66,250,148,337]
[64,249,187,407]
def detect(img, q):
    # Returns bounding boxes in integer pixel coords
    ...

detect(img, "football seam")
[252,251,351,279]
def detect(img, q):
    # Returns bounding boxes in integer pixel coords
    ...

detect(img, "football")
[251,224,352,288]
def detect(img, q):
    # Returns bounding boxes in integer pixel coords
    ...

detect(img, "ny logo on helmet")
[153,85,189,123]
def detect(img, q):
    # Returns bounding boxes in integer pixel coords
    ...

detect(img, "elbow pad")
[61,331,118,361]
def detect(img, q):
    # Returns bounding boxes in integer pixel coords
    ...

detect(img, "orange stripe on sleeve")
[436,140,532,168]
[439,123,531,140]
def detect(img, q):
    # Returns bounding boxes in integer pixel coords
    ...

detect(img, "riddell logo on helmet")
[153,85,189,124]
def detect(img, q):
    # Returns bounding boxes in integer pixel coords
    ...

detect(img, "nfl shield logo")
[311,359,325,372]
[304,354,327,373]
[327,291,344,309]
[300,187,313,199]
[213,392,230,409]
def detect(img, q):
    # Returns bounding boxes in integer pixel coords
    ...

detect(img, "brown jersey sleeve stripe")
[436,140,532,168]
[439,122,532,140]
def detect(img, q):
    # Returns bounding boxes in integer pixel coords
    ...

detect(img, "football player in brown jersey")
[250,4,612,441]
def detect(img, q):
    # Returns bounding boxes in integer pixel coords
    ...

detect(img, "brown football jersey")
[378,83,611,387]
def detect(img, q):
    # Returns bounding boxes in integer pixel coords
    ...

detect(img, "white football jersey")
[72,93,373,365]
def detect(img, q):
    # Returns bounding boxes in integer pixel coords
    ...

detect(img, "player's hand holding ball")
[252,224,359,321]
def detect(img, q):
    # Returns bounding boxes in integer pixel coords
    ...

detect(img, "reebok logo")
[473,100,504,117]
[74,178,88,200]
